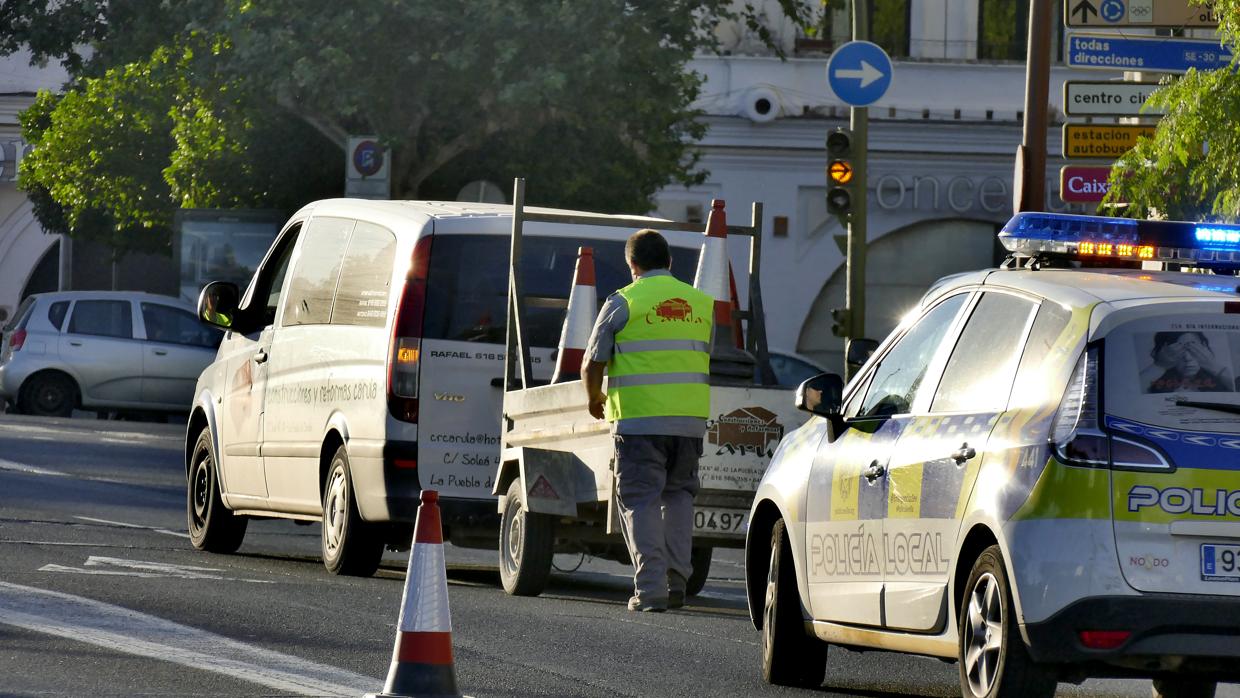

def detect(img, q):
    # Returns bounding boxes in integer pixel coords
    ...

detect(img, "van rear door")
[417,232,699,501]
[1102,301,1240,595]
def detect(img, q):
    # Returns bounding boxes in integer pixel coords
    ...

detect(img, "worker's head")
[625,229,671,279]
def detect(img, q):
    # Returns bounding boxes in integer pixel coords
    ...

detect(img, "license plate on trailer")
[1201,544,1240,581]
[693,507,747,533]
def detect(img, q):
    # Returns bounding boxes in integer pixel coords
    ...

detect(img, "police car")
[747,213,1240,698]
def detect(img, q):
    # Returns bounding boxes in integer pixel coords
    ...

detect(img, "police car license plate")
[1201,544,1240,581]
[694,507,747,533]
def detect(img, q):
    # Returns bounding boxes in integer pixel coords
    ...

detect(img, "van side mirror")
[846,338,879,371]
[198,281,240,331]
[795,373,844,418]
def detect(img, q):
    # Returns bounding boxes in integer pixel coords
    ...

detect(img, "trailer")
[491,178,808,597]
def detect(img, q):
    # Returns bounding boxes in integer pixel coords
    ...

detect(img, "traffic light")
[830,307,852,338]
[825,128,854,221]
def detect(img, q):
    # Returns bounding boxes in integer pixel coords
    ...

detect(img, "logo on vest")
[645,298,701,325]
[707,406,786,458]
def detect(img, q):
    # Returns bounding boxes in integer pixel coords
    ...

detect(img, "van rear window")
[423,235,700,347]
[1104,313,1240,435]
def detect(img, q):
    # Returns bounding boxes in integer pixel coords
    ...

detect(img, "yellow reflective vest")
[605,275,713,421]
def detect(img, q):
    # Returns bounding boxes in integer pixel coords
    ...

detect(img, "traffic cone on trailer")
[551,246,597,383]
[693,200,755,379]
[367,491,464,698]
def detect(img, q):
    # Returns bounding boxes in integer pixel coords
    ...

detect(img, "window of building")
[68,300,133,340]
[809,0,908,58]
[282,217,353,327]
[332,222,398,328]
[978,1,1065,62]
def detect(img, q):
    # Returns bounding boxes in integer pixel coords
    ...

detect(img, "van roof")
[298,198,675,224]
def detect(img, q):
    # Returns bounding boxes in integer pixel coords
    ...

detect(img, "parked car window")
[141,303,222,348]
[769,352,825,387]
[332,221,397,328]
[283,217,353,327]
[931,292,1038,414]
[68,300,133,339]
[5,296,35,332]
[856,294,967,419]
[48,301,70,330]
[423,235,699,346]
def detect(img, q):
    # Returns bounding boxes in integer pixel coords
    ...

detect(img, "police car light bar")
[999,213,1240,268]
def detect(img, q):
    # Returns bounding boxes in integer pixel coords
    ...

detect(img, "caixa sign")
[1060,166,1117,204]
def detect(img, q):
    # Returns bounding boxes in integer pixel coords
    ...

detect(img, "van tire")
[187,428,247,553]
[959,545,1057,698]
[761,519,827,687]
[687,546,712,596]
[19,372,77,418]
[321,447,384,577]
[499,478,553,596]
[1152,678,1217,698]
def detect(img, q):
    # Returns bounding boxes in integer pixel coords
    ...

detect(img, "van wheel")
[499,478,553,596]
[959,545,1057,698]
[687,546,712,596]
[20,372,77,418]
[187,428,247,553]
[761,519,827,687]
[1152,678,1217,698]
[321,447,384,577]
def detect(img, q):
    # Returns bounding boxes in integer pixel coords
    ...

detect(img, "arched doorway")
[797,218,1002,372]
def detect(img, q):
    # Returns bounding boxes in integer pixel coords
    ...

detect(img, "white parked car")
[0,291,220,417]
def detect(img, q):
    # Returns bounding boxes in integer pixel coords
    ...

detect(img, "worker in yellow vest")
[583,229,713,612]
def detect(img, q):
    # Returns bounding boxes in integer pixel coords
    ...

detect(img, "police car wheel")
[761,519,827,687]
[187,428,247,553]
[1152,678,1218,698]
[958,546,1056,698]
[499,478,553,596]
[320,447,384,577]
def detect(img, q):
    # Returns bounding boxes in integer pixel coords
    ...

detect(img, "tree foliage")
[1105,0,1240,220]
[5,0,810,255]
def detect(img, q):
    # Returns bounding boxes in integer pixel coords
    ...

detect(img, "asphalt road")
[0,413,1231,698]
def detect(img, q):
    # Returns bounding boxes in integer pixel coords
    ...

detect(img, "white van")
[186,199,704,575]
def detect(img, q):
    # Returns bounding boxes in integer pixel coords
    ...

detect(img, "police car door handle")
[864,461,885,481]
[253,349,268,364]
[951,443,977,465]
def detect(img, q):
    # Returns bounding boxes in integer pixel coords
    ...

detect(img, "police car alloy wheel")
[499,478,553,596]
[761,519,827,688]
[320,446,384,577]
[187,427,247,553]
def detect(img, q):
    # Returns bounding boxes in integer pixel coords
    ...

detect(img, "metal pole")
[505,178,534,390]
[845,0,869,381]
[1017,0,1053,213]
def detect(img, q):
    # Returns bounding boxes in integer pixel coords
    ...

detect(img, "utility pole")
[1016,0,1053,213]
[845,0,869,381]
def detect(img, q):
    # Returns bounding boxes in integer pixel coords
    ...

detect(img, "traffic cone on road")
[367,491,464,698]
[693,200,754,379]
[551,246,597,383]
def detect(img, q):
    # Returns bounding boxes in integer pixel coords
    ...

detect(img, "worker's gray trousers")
[614,434,701,602]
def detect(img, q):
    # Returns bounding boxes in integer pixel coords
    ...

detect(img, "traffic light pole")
[844,0,869,381]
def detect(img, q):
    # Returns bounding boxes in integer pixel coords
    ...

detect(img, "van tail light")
[1051,346,1109,467]
[9,329,26,352]
[388,236,434,424]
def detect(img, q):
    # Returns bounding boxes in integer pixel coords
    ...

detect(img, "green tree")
[1105,1,1240,220]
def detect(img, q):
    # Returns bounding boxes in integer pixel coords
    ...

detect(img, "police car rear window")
[422,235,699,347]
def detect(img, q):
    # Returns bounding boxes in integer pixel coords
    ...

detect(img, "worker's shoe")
[668,591,685,610]
[668,571,687,610]
[627,595,667,613]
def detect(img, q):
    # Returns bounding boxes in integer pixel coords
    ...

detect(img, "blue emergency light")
[999,212,1240,268]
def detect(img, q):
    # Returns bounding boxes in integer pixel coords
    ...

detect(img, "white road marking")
[74,515,190,539]
[0,581,376,696]
[0,458,139,487]
[40,555,273,584]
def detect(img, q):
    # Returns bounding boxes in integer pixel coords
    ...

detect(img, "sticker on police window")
[1135,330,1240,395]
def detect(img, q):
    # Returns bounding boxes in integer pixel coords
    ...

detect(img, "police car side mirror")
[796,373,844,418]
[846,338,879,372]
[198,281,240,331]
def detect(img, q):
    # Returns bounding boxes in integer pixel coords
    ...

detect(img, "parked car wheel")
[499,478,554,596]
[959,545,1057,698]
[19,371,77,418]
[321,446,385,577]
[187,428,247,553]
[761,518,827,688]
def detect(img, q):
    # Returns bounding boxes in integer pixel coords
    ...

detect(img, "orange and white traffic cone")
[551,246,597,383]
[367,491,464,698]
[693,200,754,378]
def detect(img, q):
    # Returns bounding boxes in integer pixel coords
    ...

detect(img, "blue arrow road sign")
[827,40,893,107]
[1066,33,1234,73]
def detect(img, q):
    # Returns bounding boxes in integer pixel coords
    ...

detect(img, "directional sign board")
[827,41,894,107]
[1061,166,1116,203]
[1066,33,1234,73]
[1064,81,1165,117]
[1063,123,1156,158]
[1064,0,1218,28]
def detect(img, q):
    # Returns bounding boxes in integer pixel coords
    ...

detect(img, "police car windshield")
[422,235,700,347]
